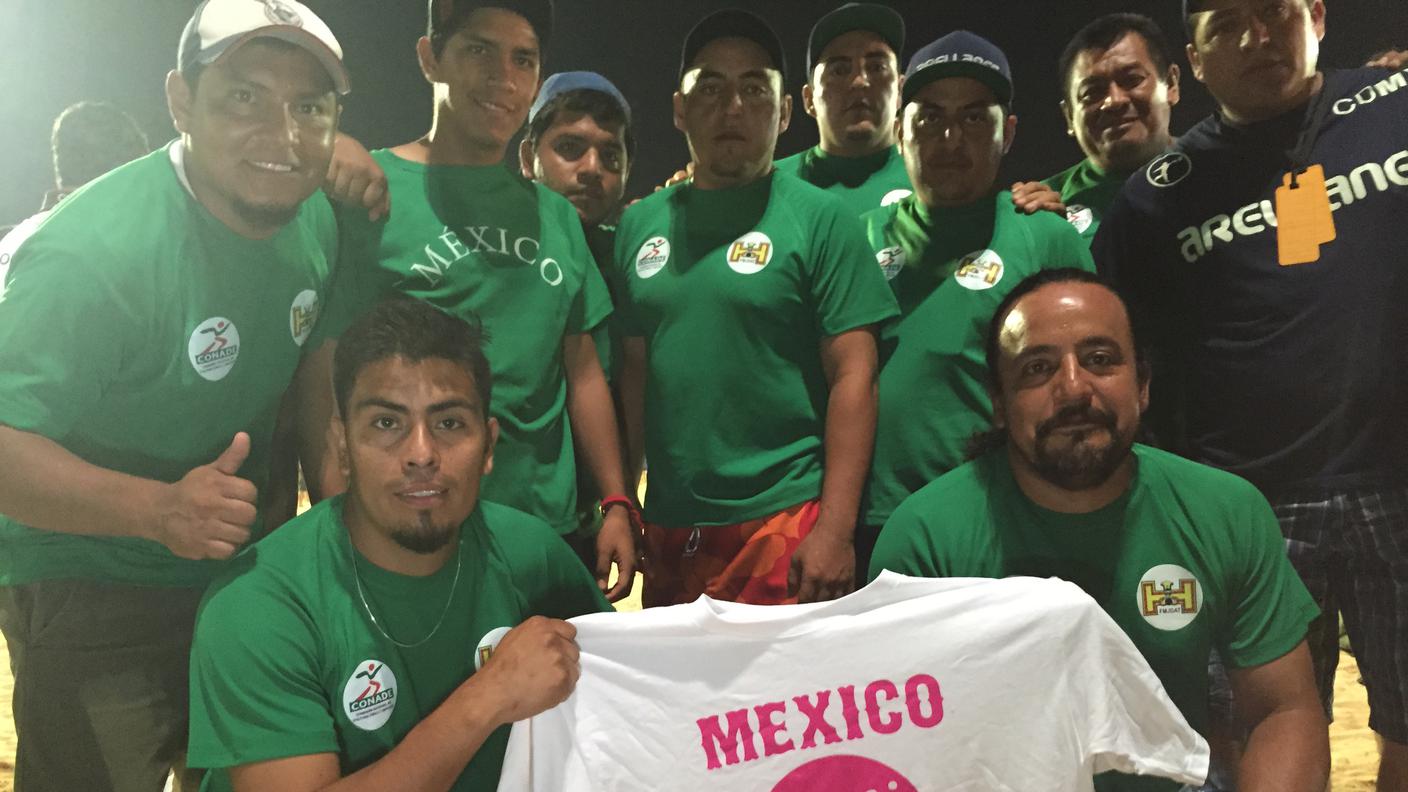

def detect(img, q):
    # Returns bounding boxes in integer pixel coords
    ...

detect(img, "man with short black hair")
[615,9,898,606]
[189,296,608,792]
[774,2,911,216]
[873,269,1329,792]
[0,1,348,789]
[0,101,150,282]
[301,0,638,600]
[1013,14,1182,240]
[856,30,1093,575]
[1095,1,1408,784]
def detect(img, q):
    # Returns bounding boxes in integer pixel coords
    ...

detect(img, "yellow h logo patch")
[729,241,770,265]
[1140,578,1199,617]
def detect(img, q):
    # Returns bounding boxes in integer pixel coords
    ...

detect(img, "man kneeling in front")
[186,296,610,791]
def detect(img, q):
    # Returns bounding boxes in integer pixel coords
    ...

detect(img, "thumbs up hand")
[153,433,259,560]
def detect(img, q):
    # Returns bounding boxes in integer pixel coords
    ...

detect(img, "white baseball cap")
[178,0,350,95]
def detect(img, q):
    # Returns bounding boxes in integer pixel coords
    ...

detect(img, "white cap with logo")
[178,0,351,95]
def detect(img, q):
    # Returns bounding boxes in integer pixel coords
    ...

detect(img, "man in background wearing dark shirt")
[1095,1,1408,786]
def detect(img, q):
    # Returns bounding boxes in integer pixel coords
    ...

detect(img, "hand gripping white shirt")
[498,572,1209,791]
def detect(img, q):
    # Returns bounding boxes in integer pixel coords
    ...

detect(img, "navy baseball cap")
[680,9,788,86]
[902,30,1013,108]
[179,0,350,94]
[428,0,553,49]
[528,71,631,126]
[806,3,905,79]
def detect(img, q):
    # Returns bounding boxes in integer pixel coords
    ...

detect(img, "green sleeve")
[0,233,137,437]
[1051,216,1096,272]
[807,203,900,336]
[609,207,646,338]
[494,507,612,616]
[868,497,945,582]
[562,213,613,336]
[1219,486,1320,668]
[187,564,340,769]
[307,204,383,347]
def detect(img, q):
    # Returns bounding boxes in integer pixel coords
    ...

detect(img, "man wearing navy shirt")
[1094,1,1408,786]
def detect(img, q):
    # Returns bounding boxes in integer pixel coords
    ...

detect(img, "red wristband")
[599,495,640,526]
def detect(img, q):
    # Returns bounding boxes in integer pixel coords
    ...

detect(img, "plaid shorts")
[641,500,819,607]
[1272,483,1408,743]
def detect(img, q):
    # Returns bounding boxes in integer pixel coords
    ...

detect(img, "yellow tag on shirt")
[1275,165,1337,266]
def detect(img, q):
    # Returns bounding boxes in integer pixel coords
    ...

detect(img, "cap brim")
[198,27,351,95]
[902,61,1011,107]
[808,4,905,78]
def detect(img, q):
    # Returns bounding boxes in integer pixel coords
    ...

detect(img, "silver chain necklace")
[350,538,463,649]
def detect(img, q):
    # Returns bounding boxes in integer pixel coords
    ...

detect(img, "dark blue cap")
[902,30,1013,108]
[528,71,631,126]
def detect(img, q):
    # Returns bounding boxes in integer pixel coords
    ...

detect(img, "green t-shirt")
[584,223,620,385]
[0,143,337,587]
[860,192,1094,526]
[1044,157,1132,242]
[614,172,900,526]
[187,496,610,791]
[872,445,1319,792]
[774,144,913,217]
[318,150,613,535]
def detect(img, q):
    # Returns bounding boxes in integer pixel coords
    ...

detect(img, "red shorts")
[641,500,820,607]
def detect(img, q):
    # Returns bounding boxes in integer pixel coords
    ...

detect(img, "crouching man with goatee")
[870,269,1329,792]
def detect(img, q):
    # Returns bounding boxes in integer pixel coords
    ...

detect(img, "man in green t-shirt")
[519,71,631,386]
[0,2,349,790]
[518,70,636,554]
[298,0,638,601]
[858,30,1094,574]
[188,296,609,792]
[615,10,899,607]
[871,269,1328,792]
[773,3,912,216]
[1010,14,1182,240]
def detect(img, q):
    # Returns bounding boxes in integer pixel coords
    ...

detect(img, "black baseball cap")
[806,3,905,80]
[902,30,1013,108]
[679,9,787,86]
[427,0,553,49]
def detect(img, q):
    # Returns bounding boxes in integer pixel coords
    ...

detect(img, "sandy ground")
[0,607,1381,791]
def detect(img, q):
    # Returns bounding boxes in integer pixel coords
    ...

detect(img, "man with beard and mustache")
[871,269,1328,792]
[188,296,609,792]
[299,0,639,602]
[0,1,348,788]
[615,9,898,607]
[774,3,912,216]
[856,30,1092,577]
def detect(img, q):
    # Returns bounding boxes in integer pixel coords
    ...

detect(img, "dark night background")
[2,0,1404,227]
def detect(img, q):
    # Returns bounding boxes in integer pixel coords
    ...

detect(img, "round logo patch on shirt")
[726,231,774,275]
[1065,204,1094,234]
[953,250,1004,291]
[880,188,913,207]
[474,626,513,671]
[289,289,319,347]
[1136,564,1204,631]
[1146,152,1192,188]
[636,236,670,279]
[188,317,241,381]
[343,659,398,731]
[876,246,906,281]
